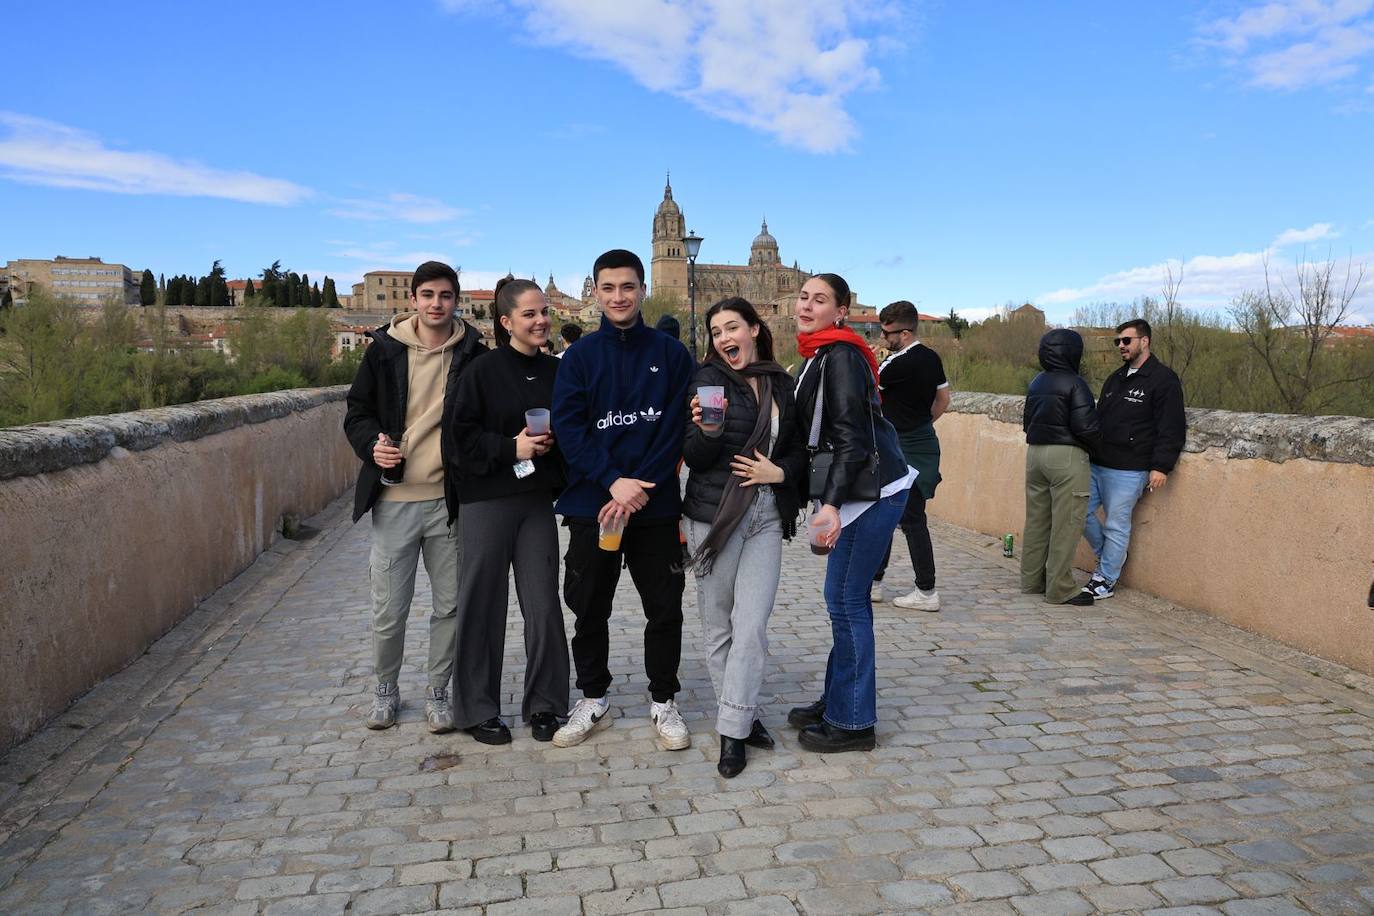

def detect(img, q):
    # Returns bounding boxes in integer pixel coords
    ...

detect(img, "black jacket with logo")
[1023,329,1101,451]
[1095,354,1186,473]
[342,319,487,523]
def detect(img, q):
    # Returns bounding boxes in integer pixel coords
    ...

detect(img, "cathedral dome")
[751,219,778,251]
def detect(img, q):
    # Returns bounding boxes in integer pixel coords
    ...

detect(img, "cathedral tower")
[650,175,689,301]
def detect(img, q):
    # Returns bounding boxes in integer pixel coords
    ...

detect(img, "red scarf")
[797,326,881,387]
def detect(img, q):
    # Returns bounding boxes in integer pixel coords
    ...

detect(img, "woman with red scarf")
[786,273,916,753]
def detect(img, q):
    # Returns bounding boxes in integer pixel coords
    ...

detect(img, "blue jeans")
[822,490,908,730]
[1083,465,1149,584]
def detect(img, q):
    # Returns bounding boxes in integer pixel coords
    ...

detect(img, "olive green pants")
[1021,444,1091,604]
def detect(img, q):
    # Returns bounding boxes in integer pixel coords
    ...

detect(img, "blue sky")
[4,0,1373,323]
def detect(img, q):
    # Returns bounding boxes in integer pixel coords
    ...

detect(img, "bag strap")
[807,355,826,451]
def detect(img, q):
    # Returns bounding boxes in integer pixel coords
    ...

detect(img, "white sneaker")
[649,699,691,751]
[552,697,612,747]
[870,581,889,603]
[893,588,941,612]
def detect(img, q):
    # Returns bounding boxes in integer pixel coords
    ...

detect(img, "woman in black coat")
[682,297,806,777]
[1021,328,1102,606]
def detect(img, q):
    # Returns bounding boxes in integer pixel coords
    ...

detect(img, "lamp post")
[684,230,703,359]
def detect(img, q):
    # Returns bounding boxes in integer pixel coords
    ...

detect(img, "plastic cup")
[698,385,725,433]
[598,514,626,552]
[379,432,406,486]
[525,408,550,435]
[808,514,837,556]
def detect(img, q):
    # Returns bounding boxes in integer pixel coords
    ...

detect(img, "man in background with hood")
[344,261,487,732]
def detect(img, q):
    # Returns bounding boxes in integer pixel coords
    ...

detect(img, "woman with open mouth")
[448,276,570,746]
[682,297,806,777]
[788,273,916,753]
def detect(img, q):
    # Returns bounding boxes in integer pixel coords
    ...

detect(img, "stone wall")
[0,387,356,751]
[931,392,1374,675]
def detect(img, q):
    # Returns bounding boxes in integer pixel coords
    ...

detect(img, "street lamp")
[684,230,703,358]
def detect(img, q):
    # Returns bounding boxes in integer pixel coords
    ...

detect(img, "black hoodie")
[1022,329,1101,451]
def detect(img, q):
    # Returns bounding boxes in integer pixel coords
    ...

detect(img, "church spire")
[664,170,673,200]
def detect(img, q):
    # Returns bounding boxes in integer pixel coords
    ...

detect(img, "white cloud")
[329,241,458,270]
[1038,240,1374,313]
[1272,222,1339,245]
[326,192,468,224]
[1197,0,1374,90]
[0,112,310,205]
[450,0,899,153]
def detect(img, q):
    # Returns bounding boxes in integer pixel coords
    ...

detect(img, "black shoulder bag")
[806,354,881,502]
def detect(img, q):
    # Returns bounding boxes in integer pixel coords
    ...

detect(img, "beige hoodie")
[378,314,464,503]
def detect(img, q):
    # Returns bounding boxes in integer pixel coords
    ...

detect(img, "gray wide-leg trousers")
[452,491,569,728]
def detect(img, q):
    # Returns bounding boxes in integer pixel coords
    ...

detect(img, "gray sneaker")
[424,686,455,734]
[367,682,400,729]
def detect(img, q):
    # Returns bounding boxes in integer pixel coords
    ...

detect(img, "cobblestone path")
[1,495,1371,915]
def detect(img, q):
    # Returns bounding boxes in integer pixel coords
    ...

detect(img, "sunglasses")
[1112,336,1140,346]
[881,327,913,339]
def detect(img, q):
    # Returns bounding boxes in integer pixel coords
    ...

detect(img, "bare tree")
[1229,254,1369,414]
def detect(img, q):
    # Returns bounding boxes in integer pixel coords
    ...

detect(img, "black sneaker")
[529,712,558,742]
[1083,575,1115,599]
[787,699,826,729]
[1064,591,1095,606]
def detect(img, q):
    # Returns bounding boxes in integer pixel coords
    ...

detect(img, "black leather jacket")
[682,362,806,538]
[795,342,909,508]
[1022,328,1101,451]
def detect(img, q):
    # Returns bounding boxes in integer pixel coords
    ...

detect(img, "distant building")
[334,324,375,357]
[359,270,415,315]
[1009,303,1046,327]
[226,279,254,306]
[650,178,813,320]
[4,256,139,306]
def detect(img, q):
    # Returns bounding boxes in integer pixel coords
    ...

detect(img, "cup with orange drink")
[598,513,626,552]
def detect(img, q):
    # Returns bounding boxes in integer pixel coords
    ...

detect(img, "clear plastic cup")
[698,385,725,433]
[598,514,626,552]
[524,408,550,435]
[808,513,837,556]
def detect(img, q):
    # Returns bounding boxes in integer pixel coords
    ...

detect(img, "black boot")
[744,720,774,750]
[787,699,825,729]
[798,721,875,753]
[718,735,747,778]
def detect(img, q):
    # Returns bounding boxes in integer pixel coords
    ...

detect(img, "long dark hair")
[492,276,541,348]
[812,273,853,327]
[702,297,775,365]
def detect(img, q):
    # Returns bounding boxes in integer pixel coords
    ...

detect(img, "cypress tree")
[310,281,322,309]
[323,277,340,308]
[244,278,256,302]
[196,276,210,307]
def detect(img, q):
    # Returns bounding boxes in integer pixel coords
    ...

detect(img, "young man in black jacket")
[1081,318,1186,600]
[342,261,486,732]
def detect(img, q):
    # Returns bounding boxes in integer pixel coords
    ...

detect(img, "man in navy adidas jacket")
[550,249,694,750]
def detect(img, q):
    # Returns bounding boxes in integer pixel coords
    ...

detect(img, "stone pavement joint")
[0,497,1371,914]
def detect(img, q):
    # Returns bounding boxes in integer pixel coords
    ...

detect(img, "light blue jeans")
[685,489,782,739]
[1083,465,1149,585]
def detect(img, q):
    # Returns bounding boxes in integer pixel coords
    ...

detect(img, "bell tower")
[650,174,688,301]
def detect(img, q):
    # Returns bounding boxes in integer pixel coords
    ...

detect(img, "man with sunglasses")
[1082,319,1186,600]
[870,301,950,611]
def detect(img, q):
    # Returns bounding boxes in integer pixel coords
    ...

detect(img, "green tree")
[945,308,969,339]
[140,269,156,306]
[195,275,211,307]
[244,278,256,301]
[208,260,229,308]
[322,276,340,308]
[310,281,322,309]
[1,287,12,311]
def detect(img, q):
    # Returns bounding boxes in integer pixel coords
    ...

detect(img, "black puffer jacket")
[1022,329,1101,451]
[682,362,806,538]
[795,342,909,508]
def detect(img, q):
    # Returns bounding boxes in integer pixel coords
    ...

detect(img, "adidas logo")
[649,365,660,373]
[640,407,662,422]
[596,411,640,429]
